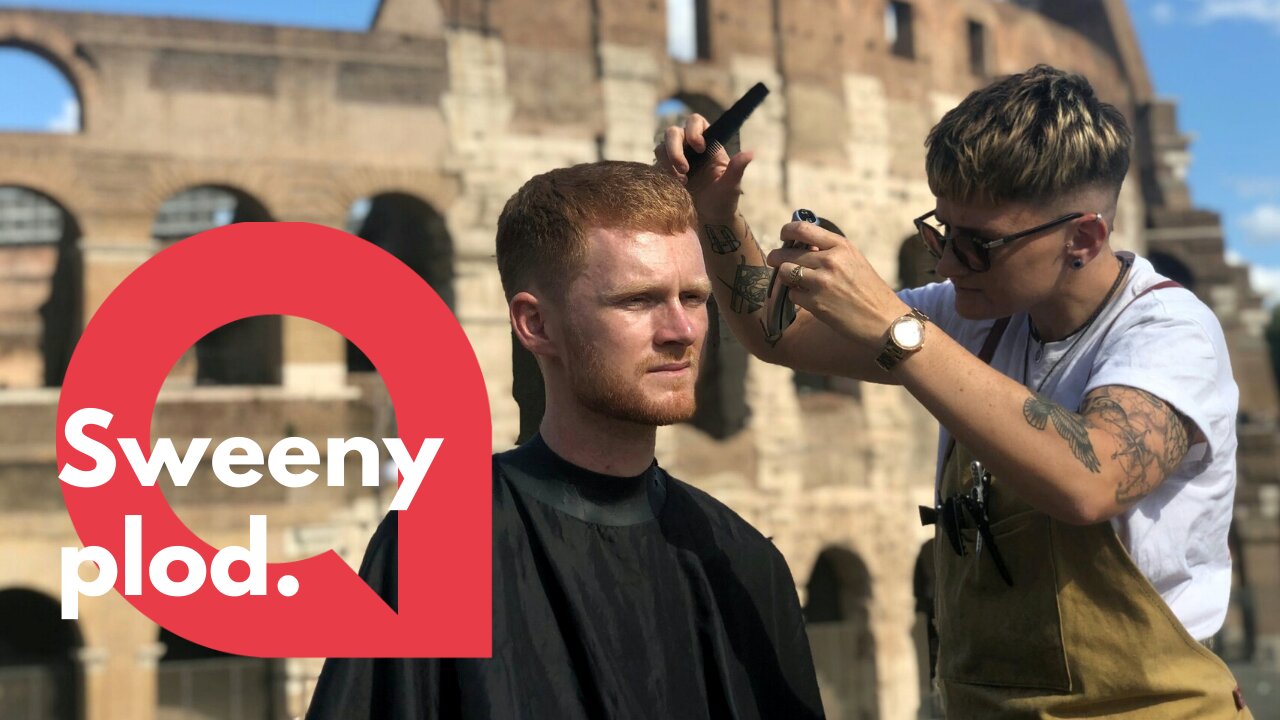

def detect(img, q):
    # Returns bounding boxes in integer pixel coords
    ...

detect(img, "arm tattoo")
[719,256,770,314]
[1080,386,1190,504]
[1023,392,1102,473]
[704,224,741,254]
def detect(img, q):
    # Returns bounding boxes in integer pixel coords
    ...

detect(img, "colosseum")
[0,0,1276,718]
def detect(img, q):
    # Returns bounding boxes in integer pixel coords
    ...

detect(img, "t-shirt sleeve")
[305,513,441,720]
[1083,298,1237,470]
[898,280,995,354]
[898,281,955,332]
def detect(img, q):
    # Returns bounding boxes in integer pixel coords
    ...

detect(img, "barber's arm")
[770,223,1200,525]
[655,115,895,383]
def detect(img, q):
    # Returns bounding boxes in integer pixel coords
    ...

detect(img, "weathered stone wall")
[1,1,1274,718]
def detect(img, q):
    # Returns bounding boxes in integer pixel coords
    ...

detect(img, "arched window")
[154,186,281,386]
[912,539,942,718]
[0,588,83,720]
[885,1,915,59]
[345,193,454,373]
[805,548,880,719]
[0,187,82,388]
[898,233,936,290]
[157,627,272,719]
[667,0,711,62]
[656,93,740,157]
[0,46,81,133]
[1148,250,1197,292]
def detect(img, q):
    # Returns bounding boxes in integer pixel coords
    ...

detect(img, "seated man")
[306,161,824,720]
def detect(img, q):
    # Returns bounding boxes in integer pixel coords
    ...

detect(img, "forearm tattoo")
[1023,393,1102,473]
[1080,386,1190,504]
[704,224,740,254]
[720,257,770,314]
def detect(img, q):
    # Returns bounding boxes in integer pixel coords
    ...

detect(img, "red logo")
[56,222,492,657]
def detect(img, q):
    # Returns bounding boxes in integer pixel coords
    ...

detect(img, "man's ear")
[510,291,557,358]
[1068,211,1110,265]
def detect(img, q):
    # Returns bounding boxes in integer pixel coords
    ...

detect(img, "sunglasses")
[914,210,1087,273]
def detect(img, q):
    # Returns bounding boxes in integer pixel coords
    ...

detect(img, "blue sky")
[2,0,1279,298]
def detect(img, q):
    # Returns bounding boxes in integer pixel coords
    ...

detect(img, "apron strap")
[924,316,1011,526]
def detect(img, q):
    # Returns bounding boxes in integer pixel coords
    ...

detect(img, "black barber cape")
[306,435,824,720]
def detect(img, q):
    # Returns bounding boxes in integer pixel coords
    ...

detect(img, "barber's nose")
[934,240,968,282]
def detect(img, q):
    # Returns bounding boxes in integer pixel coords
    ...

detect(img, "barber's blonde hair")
[496,161,697,302]
[925,65,1132,204]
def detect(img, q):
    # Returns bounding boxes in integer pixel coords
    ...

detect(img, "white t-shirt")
[899,252,1238,640]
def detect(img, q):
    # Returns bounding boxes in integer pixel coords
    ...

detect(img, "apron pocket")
[937,510,1071,692]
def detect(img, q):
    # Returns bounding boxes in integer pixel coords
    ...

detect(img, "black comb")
[683,82,769,176]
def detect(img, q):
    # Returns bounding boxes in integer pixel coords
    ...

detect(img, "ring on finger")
[788,264,805,288]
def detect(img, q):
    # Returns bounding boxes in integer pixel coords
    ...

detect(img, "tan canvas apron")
[933,442,1251,718]
[925,284,1251,717]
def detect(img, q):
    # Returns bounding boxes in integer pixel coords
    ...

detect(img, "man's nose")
[655,301,699,346]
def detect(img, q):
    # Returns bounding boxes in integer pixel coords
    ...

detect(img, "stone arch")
[656,92,741,157]
[152,185,282,386]
[0,587,84,720]
[156,627,273,719]
[345,191,454,373]
[1148,249,1196,292]
[0,16,101,132]
[0,185,82,389]
[0,44,81,133]
[667,0,711,62]
[911,539,941,718]
[898,233,936,290]
[805,547,879,720]
[1213,522,1255,662]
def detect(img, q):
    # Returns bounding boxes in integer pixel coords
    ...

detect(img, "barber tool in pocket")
[920,460,1014,586]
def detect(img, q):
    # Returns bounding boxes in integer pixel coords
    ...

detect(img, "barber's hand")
[766,222,910,346]
[654,113,754,222]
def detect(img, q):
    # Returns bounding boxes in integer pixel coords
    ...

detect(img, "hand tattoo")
[1080,386,1190,504]
[704,224,741,255]
[721,257,770,314]
[1023,392,1102,473]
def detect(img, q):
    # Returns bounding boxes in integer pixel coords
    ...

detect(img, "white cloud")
[1248,265,1280,308]
[1195,0,1280,31]
[1153,3,1177,23]
[1230,176,1280,199]
[1241,204,1280,243]
[46,97,79,133]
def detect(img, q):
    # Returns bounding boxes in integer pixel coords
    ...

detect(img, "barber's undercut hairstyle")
[925,64,1133,205]
[496,160,698,302]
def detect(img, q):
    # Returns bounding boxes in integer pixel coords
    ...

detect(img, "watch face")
[891,317,925,349]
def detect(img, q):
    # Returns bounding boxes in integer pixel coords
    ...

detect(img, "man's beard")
[562,329,698,426]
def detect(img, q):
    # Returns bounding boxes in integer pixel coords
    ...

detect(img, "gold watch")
[875,308,930,371]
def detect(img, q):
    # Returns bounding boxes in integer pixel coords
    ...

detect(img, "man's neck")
[1027,252,1125,342]
[538,401,658,477]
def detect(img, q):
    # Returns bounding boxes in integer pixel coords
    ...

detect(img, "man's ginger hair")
[496,161,698,302]
[925,64,1132,205]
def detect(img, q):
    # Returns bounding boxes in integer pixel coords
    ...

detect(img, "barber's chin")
[952,288,996,320]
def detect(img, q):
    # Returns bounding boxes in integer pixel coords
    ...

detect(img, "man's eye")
[683,294,709,307]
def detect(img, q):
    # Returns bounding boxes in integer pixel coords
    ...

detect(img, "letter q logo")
[56,223,492,658]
